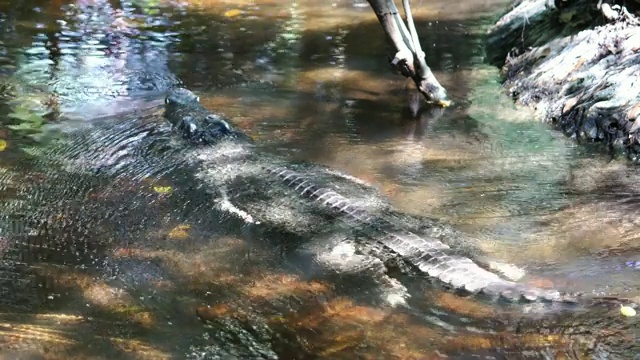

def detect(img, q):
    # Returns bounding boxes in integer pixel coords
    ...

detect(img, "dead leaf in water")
[152,185,173,194]
[224,9,242,18]
[438,99,453,108]
[620,305,637,317]
[168,224,191,240]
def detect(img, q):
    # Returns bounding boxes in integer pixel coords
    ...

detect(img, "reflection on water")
[0,0,639,358]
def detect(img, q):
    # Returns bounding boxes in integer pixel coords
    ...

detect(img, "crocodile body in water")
[162,88,581,306]
[4,87,623,312]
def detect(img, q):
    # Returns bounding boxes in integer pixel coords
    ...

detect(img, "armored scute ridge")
[262,166,576,304]
[165,88,581,306]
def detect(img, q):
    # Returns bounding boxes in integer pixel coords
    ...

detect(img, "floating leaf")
[153,185,173,194]
[0,140,6,152]
[621,305,637,317]
[168,224,191,240]
[439,99,453,108]
[224,9,242,18]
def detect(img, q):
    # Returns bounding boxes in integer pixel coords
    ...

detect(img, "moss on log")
[487,0,640,162]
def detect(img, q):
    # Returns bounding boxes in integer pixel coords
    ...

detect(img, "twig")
[402,0,422,58]
[366,0,451,106]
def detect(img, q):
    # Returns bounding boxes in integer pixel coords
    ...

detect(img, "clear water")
[0,0,639,358]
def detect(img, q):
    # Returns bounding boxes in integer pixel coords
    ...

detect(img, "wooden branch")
[367,0,451,106]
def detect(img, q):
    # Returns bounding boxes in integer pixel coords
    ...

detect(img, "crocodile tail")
[263,166,582,305]
[358,218,580,304]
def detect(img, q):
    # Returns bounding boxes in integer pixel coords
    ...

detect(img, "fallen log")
[487,0,640,162]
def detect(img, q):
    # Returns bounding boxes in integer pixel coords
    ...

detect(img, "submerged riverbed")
[0,0,639,358]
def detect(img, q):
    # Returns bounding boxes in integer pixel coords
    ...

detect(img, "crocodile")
[162,88,583,306]
[3,87,621,310]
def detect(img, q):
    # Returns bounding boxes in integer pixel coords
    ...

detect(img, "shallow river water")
[0,0,639,358]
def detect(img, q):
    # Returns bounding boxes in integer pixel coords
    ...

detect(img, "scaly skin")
[163,87,583,306]
[164,88,251,144]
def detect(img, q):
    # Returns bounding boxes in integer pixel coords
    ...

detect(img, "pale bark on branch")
[367,0,450,106]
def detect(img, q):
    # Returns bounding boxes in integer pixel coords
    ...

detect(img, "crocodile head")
[164,88,248,144]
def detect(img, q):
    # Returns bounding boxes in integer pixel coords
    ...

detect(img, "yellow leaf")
[621,305,637,317]
[153,185,173,194]
[0,140,6,151]
[168,224,191,240]
[439,99,453,108]
[224,9,242,18]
